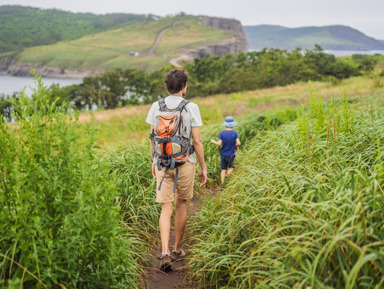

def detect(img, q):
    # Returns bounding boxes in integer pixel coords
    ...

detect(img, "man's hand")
[152,163,157,178]
[197,168,207,187]
[210,139,215,144]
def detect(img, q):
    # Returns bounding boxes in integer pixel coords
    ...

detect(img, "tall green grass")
[201,107,298,186]
[188,90,384,288]
[107,144,159,239]
[0,76,145,288]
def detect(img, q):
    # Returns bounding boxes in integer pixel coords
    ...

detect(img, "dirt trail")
[143,19,179,56]
[143,188,218,289]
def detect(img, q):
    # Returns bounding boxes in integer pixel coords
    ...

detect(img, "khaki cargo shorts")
[155,161,196,203]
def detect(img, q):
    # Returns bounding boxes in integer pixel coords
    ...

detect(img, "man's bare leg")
[221,170,227,184]
[159,202,173,254]
[173,197,187,252]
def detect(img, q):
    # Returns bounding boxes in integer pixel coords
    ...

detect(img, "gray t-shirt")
[146,95,203,163]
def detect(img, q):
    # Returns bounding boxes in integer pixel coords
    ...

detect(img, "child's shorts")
[221,154,236,170]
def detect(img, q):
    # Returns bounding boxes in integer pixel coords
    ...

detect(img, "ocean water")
[324,50,384,57]
[248,49,384,57]
[0,75,82,96]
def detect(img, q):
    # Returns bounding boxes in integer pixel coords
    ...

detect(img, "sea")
[0,75,82,96]
[323,50,384,57]
[1,49,384,96]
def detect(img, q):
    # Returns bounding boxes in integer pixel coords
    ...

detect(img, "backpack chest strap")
[154,136,183,145]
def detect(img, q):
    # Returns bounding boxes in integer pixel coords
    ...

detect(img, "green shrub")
[0,75,142,288]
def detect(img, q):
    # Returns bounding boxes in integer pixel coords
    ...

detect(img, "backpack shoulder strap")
[158,98,167,112]
[175,99,190,112]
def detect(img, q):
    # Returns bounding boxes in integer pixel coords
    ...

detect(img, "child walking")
[211,116,241,185]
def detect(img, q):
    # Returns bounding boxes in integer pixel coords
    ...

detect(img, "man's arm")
[236,138,241,146]
[150,125,156,178]
[192,126,207,187]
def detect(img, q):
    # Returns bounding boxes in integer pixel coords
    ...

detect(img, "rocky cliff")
[170,16,248,66]
[198,16,247,53]
[0,57,96,78]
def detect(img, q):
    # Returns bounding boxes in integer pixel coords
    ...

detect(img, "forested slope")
[0,5,150,54]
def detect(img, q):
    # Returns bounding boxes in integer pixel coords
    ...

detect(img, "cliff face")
[0,57,97,78]
[198,16,248,53]
[170,16,248,66]
[199,16,244,33]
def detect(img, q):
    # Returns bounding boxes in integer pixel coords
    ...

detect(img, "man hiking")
[211,116,241,185]
[146,69,207,271]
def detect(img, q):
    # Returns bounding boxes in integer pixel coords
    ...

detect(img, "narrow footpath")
[143,188,218,289]
[143,19,179,56]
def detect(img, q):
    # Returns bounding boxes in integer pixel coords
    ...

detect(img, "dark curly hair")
[165,69,188,94]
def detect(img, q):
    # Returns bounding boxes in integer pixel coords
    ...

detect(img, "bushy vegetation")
[2,48,378,120]
[1,66,383,288]
[0,76,151,288]
[185,47,363,97]
[188,90,384,288]
[0,5,150,53]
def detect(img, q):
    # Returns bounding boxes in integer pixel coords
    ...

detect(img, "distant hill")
[243,25,384,51]
[0,5,151,53]
[0,6,247,77]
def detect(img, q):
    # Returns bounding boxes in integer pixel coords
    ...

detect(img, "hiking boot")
[158,253,172,271]
[170,250,186,261]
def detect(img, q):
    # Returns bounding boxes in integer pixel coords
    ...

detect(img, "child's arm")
[235,138,241,151]
[211,139,222,146]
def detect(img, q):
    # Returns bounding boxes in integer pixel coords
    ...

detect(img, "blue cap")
[222,116,237,127]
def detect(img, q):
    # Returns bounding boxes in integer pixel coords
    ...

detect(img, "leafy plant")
[0,74,142,288]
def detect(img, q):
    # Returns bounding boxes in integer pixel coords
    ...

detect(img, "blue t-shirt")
[218,130,239,156]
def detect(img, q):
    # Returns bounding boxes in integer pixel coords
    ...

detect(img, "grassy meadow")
[86,73,384,148]
[189,92,384,288]
[16,15,232,71]
[91,73,384,288]
[1,72,383,288]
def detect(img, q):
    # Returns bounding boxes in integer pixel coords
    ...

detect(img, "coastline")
[0,57,102,79]
[1,49,383,80]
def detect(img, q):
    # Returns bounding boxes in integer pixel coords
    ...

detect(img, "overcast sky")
[2,0,384,39]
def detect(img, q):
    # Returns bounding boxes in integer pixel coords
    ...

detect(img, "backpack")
[150,98,194,192]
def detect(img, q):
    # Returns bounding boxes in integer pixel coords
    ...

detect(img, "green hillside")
[244,25,384,50]
[15,15,233,71]
[0,5,151,53]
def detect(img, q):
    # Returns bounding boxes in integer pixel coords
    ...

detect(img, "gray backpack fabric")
[150,98,194,192]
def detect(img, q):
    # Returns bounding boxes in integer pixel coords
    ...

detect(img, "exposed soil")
[142,19,179,56]
[142,188,218,289]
